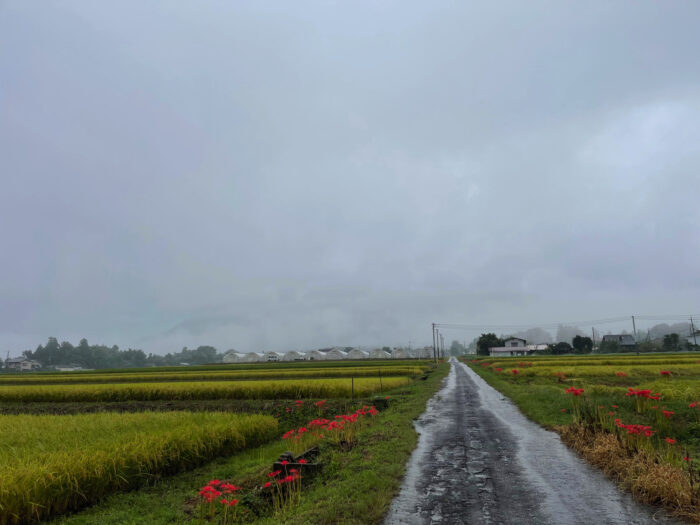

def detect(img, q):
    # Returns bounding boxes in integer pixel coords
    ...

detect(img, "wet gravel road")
[385,358,682,525]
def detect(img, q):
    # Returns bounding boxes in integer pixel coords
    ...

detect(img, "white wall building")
[325,348,348,360]
[347,348,369,359]
[306,350,326,361]
[281,351,305,361]
[222,351,246,363]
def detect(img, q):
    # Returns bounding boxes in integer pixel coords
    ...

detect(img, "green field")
[466,353,700,521]
[0,376,411,402]
[0,358,439,524]
[0,365,427,385]
[0,412,277,524]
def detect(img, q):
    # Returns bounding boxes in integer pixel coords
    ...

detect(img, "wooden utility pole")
[591,327,596,353]
[632,316,639,356]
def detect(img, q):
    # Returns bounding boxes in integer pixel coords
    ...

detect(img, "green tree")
[476,333,503,356]
[662,333,680,352]
[572,335,593,354]
[549,342,573,355]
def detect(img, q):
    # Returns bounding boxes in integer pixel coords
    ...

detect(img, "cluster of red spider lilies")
[195,400,383,521]
[196,480,242,523]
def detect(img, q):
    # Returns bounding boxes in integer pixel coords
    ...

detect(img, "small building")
[488,338,531,357]
[241,352,265,363]
[347,348,369,360]
[392,348,411,359]
[369,349,391,359]
[325,348,348,361]
[306,350,326,361]
[264,351,283,362]
[601,334,637,350]
[5,358,41,371]
[281,351,305,361]
[222,351,246,363]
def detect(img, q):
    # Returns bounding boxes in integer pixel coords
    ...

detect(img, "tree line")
[5,338,227,370]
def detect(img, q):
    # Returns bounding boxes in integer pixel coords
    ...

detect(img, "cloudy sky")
[1,1,699,354]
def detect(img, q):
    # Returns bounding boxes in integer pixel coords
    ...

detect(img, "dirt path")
[385,358,682,525]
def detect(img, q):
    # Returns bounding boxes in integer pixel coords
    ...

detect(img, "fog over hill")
[1,2,699,355]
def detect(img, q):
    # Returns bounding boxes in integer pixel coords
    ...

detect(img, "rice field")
[0,376,411,403]
[0,365,427,385]
[467,352,700,450]
[0,412,278,524]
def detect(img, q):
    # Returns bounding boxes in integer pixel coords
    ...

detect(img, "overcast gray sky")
[1,1,699,354]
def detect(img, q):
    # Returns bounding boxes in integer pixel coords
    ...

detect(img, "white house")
[370,349,391,359]
[347,348,369,360]
[281,351,305,361]
[5,357,41,371]
[264,351,284,362]
[222,351,246,363]
[306,350,326,361]
[488,337,531,357]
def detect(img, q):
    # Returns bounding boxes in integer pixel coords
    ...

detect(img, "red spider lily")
[659,370,671,376]
[385,396,390,399]
[220,483,239,494]
[663,410,674,418]
[612,405,618,408]
[314,400,327,407]
[608,411,615,415]
[494,367,502,372]
[208,479,221,486]
[268,470,282,478]
[295,400,304,405]
[690,402,698,408]
[220,498,238,507]
[684,457,690,461]
[511,369,519,375]
[564,387,585,396]
[665,437,676,444]
[625,388,661,400]
[298,459,307,464]
[281,460,289,465]
[560,409,566,413]
[614,419,655,437]
[282,429,296,439]
[615,371,627,377]
[264,482,272,488]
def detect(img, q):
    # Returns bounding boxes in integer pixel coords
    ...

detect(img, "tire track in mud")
[385,358,682,525]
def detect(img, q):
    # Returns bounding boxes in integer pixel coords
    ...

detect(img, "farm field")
[0,358,441,524]
[0,412,277,524]
[0,364,427,385]
[466,353,700,522]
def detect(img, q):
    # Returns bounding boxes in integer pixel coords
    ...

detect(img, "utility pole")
[591,327,596,353]
[432,323,437,363]
[440,333,445,359]
[632,316,638,356]
[691,317,697,346]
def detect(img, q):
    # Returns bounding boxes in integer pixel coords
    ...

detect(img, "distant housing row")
[223,346,435,363]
